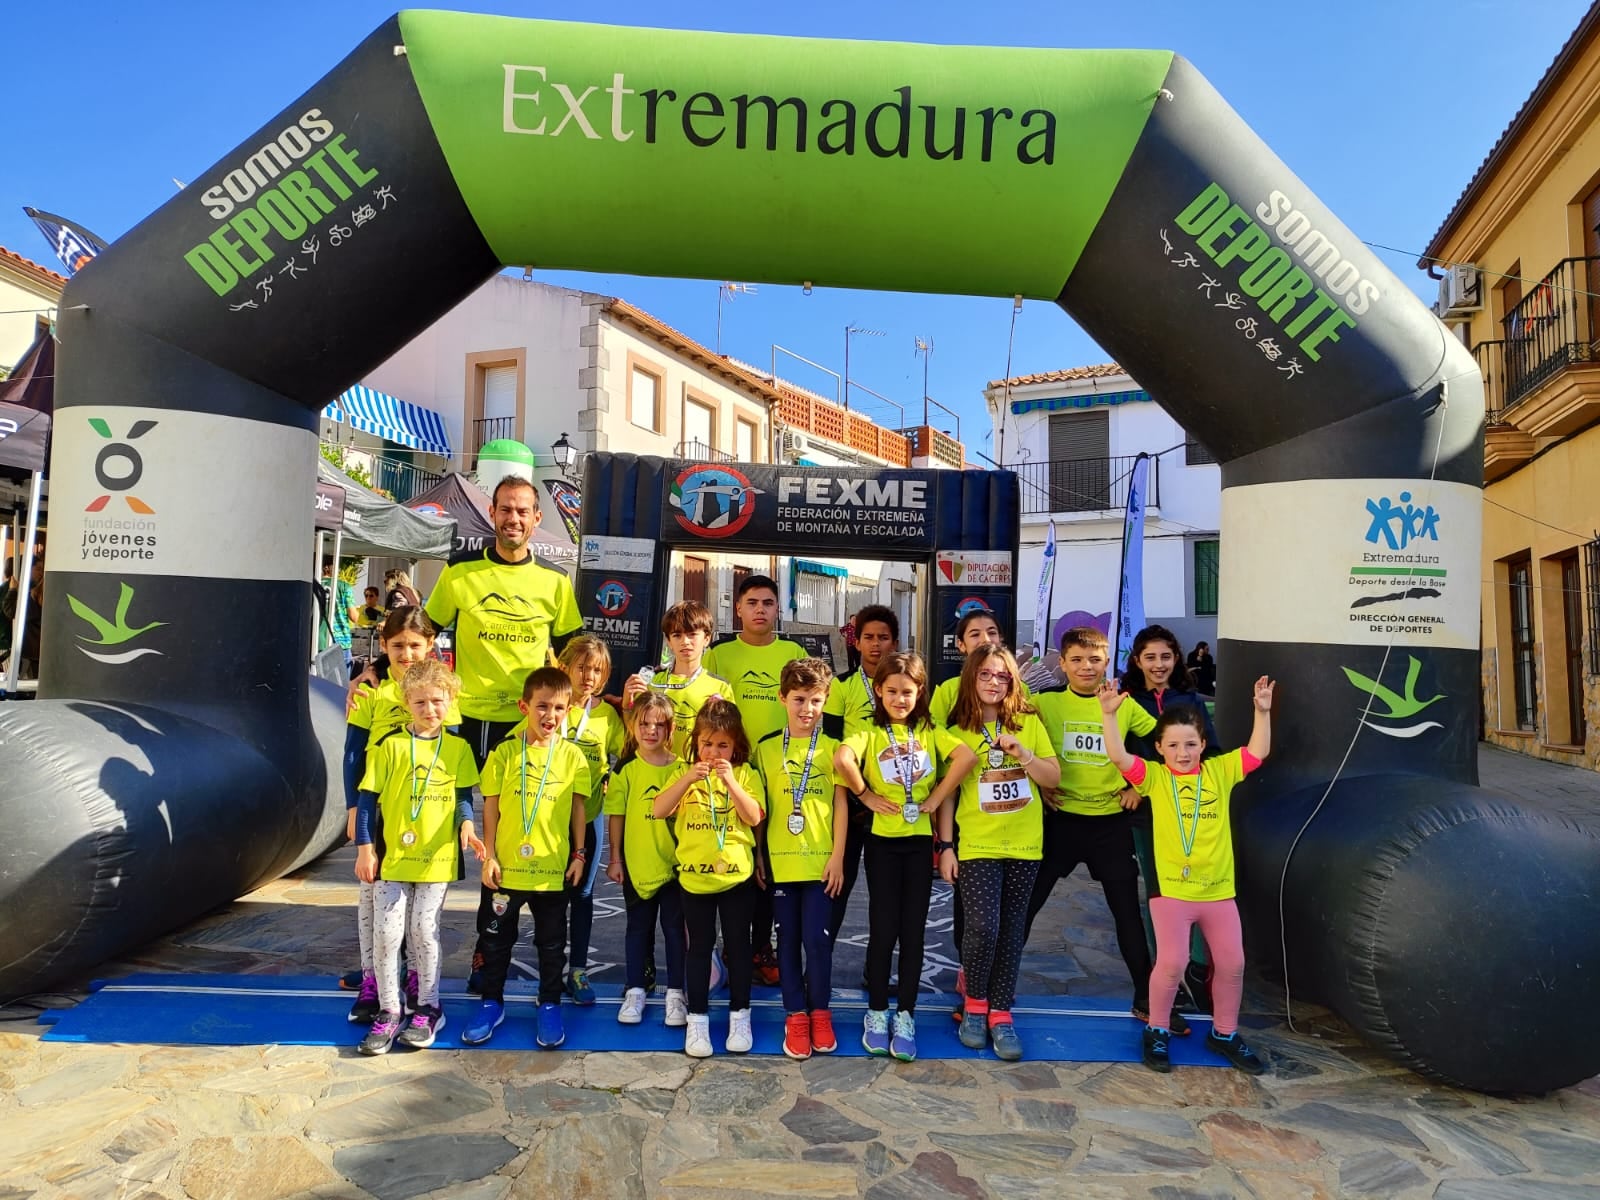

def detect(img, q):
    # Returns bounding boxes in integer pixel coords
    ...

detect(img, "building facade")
[985,364,1221,665]
[1422,2,1600,767]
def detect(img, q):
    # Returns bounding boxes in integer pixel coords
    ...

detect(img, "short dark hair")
[662,601,715,637]
[490,474,540,510]
[955,608,1000,640]
[522,666,573,702]
[735,574,779,601]
[854,603,898,642]
[1153,703,1208,743]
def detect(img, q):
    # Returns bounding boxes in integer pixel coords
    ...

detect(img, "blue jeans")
[772,879,835,1013]
[623,874,685,992]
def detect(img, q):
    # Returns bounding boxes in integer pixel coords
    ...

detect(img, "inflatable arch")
[2,11,1597,1093]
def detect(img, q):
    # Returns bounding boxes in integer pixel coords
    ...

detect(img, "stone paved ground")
[3,745,1600,1199]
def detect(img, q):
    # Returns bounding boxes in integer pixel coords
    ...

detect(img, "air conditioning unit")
[1438,264,1482,318]
[786,430,811,458]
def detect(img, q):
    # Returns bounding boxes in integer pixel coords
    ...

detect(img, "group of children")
[343,573,1274,1075]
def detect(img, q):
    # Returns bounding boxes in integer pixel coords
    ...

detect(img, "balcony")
[1007,454,1160,516]
[371,455,442,504]
[679,439,734,463]
[472,416,515,456]
[1490,256,1600,440]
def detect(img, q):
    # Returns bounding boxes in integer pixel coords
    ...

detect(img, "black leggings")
[864,833,932,1013]
[681,880,755,1015]
[959,858,1040,1013]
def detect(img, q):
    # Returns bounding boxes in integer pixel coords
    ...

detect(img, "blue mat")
[40,974,1229,1065]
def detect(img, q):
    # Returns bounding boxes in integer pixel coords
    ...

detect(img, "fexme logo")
[595,579,631,618]
[1343,656,1444,739]
[85,417,156,513]
[68,582,166,665]
[502,68,1061,165]
[670,465,762,538]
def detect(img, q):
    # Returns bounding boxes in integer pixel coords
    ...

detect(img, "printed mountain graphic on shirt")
[741,668,779,688]
[473,591,539,622]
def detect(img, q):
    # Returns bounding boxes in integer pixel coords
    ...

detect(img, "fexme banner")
[664,461,938,551]
[0,401,50,473]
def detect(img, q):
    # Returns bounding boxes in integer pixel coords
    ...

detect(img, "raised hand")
[1096,678,1125,714]
[1253,676,1276,711]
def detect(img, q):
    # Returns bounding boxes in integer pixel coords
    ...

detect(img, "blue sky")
[1,0,1589,457]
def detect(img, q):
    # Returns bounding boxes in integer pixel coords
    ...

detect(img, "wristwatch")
[934,840,955,854]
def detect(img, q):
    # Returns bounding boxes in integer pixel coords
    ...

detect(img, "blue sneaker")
[536,1001,566,1048]
[990,1021,1023,1061]
[460,1000,504,1045]
[890,1010,917,1062]
[1206,1029,1265,1075]
[862,1009,890,1056]
[957,1012,988,1050]
[567,969,596,1006]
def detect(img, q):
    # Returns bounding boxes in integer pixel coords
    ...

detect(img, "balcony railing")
[472,416,514,454]
[1474,340,1510,422]
[1499,256,1600,411]
[372,455,442,504]
[1006,454,1160,516]
[679,439,734,463]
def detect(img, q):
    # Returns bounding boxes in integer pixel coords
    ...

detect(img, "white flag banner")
[1114,454,1151,672]
[1033,520,1056,661]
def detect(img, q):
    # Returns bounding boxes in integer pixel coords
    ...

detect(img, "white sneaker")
[617,987,646,1024]
[726,1008,753,1054]
[685,1013,713,1058]
[664,988,689,1027]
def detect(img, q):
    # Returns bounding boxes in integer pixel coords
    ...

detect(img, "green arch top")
[398,10,1172,298]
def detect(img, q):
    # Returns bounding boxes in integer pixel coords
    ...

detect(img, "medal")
[987,748,1005,768]
[902,801,920,824]
[519,843,534,859]
[883,723,922,825]
[983,721,1006,769]
[1169,773,1203,885]
[400,830,417,847]
[781,725,821,843]
[518,733,556,855]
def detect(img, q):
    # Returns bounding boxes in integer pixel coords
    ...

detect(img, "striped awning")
[1009,389,1152,415]
[794,558,849,578]
[322,384,452,457]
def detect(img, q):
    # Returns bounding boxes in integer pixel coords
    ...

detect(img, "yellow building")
[0,246,63,373]
[1424,3,1600,765]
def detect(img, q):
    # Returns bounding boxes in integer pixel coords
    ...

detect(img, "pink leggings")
[1149,896,1245,1036]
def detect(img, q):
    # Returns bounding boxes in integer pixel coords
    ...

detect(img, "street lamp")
[551,431,578,479]
[844,324,884,411]
[915,335,934,426]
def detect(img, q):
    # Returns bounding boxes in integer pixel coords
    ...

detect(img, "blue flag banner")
[1032,520,1056,662]
[1114,454,1151,672]
[23,207,109,276]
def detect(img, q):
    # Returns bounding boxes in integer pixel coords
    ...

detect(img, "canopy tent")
[321,384,451,457]
[0,334,54,695]
[316,456,455,559]
[408,471,576,567]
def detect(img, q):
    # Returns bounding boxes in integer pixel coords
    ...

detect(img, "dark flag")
[23,207,109,276]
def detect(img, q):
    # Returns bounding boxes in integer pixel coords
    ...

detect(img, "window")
[794,573,837,626]
[681,554,709,608]
[1586,538,1600,675]
[1193,539,1219,616]
[683,396,715,456]
[1560,553,1585,746]
[1045,409,1110,510]
[1508,553,1537,732]
[734,417,758,462]
[629,362,663,433]
[1185,436,1217,466]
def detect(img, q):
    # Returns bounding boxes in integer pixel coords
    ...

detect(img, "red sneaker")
[809,1009,837,1054]
[783,1012,812,1060]
[753,946,781,988]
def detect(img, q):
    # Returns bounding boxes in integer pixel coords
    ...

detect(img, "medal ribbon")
[518,734,556,845]
[981,720,1006,764]
[781,726,821,824]
[650,666,704,692]
[409,731,447,825]
[882,722,919,812]
[566,697,593,744]
[705,771,732,853]
[1168,772,1203,868]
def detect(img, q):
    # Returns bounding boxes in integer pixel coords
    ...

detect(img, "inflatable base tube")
[0,685,348,999]
[1234,773,1600,1095]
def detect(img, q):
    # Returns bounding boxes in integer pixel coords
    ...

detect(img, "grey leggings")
[373,880,448,1013]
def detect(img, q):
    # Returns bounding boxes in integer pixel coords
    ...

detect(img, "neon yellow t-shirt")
[842,722,963,838]
[1033,688,1156,814]
[509,697,625,823]
[648,666,735,760]
[754,728,842,883]
[704,637,807,745]
[929,674,1033,728]
[349,670,462,745]
[1129,749,1247,901]
[425,551,582,722]
[672,762,766,895]
[823,664,878,739]
[359,730,480,884]
[946,714,1054,861]
[603,756,681,899]
[481,735,592,892]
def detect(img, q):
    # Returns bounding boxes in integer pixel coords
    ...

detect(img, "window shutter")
[1048,410,1108,461]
